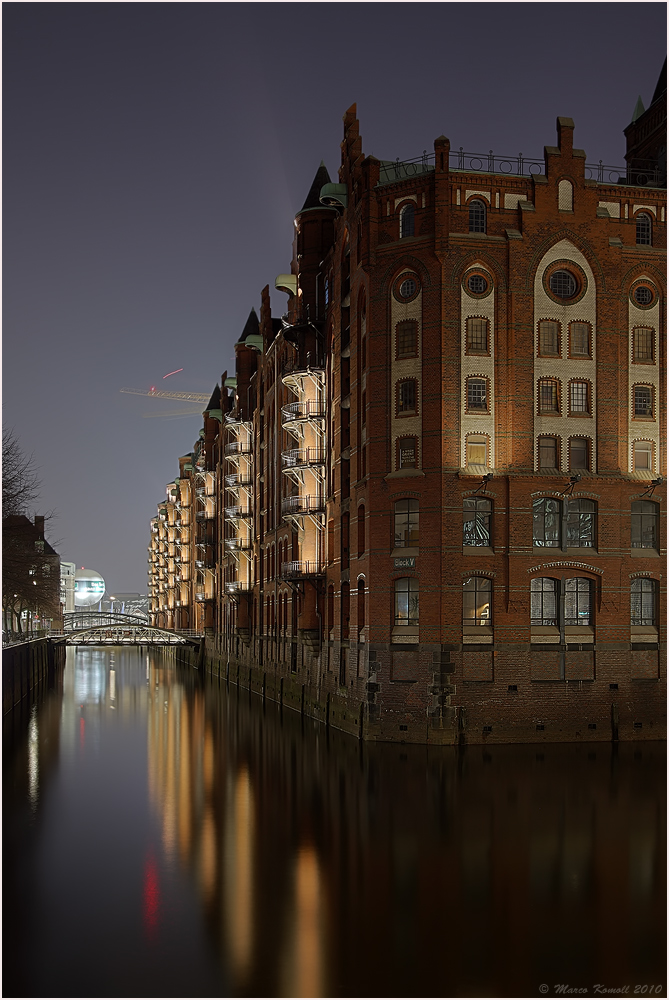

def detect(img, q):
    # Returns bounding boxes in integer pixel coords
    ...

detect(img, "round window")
[549,270,577,299]
[467,274,488,295]
[399,278,416,298]
[633,285,654,307]
[394,274,420,302]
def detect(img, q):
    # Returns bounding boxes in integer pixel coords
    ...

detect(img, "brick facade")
[150,93,666,745]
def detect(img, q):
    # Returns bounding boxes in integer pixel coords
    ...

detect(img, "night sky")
[3,4,666,595]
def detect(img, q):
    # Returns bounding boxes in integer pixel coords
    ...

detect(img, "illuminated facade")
[152,80,666,743]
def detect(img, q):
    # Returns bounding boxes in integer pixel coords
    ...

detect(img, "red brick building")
[153,81,666,744]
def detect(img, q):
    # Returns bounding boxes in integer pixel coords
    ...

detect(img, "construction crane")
[120,386,212,419]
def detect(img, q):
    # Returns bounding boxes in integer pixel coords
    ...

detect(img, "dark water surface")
[3,648,666,998]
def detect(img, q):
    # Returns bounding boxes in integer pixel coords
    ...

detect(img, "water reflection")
[3,648,666,998]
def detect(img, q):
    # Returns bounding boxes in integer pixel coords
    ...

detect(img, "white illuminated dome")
[74,568,106,607]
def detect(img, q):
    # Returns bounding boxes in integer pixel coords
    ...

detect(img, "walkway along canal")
[3,646,666,997]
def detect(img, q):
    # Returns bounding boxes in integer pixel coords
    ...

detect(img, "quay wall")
[188,635,666,746]
[2,638,66,716]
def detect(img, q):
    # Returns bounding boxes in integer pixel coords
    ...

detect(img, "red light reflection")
[143,848,160,940]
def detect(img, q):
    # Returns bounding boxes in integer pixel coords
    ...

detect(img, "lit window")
[463,577,492,625]
[531,578,558,625]
[566,499,596,548]
[569,381,590,414]
[564,578,591,625]
[538,321,560,356]
[569,322,591,358]
[569,438,590,471]
[467,377,488,411]
[394,499,419,548]
[396,320,418,358]
[463,498,492,547]
[395,577,419,625]
[636,212,652,246]
[633,327,654,363]
[399,203,415,238]
[466,436,488,466]
[466,317,489,354]
[469,199,486,233]
[533,498,561,548]
[633,441,653,471]
[633,385,653,417]
[631,501,658,550]
[631,579,657,626]
[398,379,417,414]
[538,436,559,469]
[549,270,578,299]
[538,379,560,413]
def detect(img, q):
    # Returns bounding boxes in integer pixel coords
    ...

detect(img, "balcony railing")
[282,447,326,468]
[281,494,326,516]
[225,472,253,488]
[195,509,216,520]
[225,580,253,595]
[281,560,324,579]
[281,400,326,424]
[225,441,252,456]
[281,360,325,378]
[224,505,253,520]
[224,537,252,552]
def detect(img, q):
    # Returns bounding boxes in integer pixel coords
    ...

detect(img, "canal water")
[3,647,666,998]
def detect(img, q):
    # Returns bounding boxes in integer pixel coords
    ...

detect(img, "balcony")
[281,400,326,424]
[281,560,324,580]
[195,509,216,521]
[281,494,326,516]
[282,447,326,469]
[225,472,252,488]
[224,537,252,552]
[224,504,253,520]
[225,581,253,595]
[225,441,252,457]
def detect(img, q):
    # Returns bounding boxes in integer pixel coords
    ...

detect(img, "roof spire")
[299,162,332,212]
[631,95,645,122]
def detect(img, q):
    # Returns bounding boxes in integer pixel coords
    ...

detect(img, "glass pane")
[533,498,560,546]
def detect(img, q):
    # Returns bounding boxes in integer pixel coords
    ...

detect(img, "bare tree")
[3,428,40,517]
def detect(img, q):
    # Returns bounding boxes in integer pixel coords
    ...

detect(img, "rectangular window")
[538,436,558,469]
[463,498,492,547]
[531,578,558,625]
[533,498,561,548]
[633,441,653,471]
[466,436,487,466]
[394,499,419,548]
[634,386,653,418]
[569,438,589,470]
[538,379,559,413]
[633,327,654,363]
[466,318,489,354]
[396,320,418,358]
[538,321,560,357]
[631,501,658,550]
[398,380,417,414]
[569,322,591,358]
[569,381,589,414]
[467,378,488,411]
[564,578,591,626]
[394,577,419,625]
[397,436,417,469]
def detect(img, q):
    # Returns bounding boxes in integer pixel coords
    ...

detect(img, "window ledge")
[463,546,493,555]
[385,470,425,480]
[391,547,419,558]
[631,627,659,640]
[392,627,419,644]
[463,626,493,644]
[631,548,659,557]
[531,628,560,643]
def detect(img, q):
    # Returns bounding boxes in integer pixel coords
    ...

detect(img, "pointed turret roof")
[631,95,646,122]
[651,58,666,104]
[205,384,221,411]
[300,162,332,212]
[238,307,260,343]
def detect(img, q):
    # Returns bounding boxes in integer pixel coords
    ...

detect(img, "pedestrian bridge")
[53,612,202,647]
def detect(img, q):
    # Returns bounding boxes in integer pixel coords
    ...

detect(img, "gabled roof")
[300,162,332,212]
[205,384,221,410]
[238,307,260,343]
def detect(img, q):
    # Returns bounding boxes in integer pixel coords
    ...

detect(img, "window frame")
[568,434,591,471]
[631,578,657,627]
[394,576,419,626]
[568,379,591,416]
[399,201,415,239]
[537,320,561,358]
[468,199,487,234]
[463,497,492,548]
[531,577,558,626]
[465,434,489,467]
[566,498,596,548]
[632,326,655,365]
[466,376,489,413]
[397,436,418,470]
[463,576,492,626]
[568,321,592,360]
[632,439,654,472]
[633,383,654,419]
[538,378,560,415]
[533,497,562,548]
[394,498,419,549]
[635,212,652,247]
[631,501,659,550]
[397,378,418,416]
[396,319,418,359]
[465,316,490,355]
[538,435,560,470]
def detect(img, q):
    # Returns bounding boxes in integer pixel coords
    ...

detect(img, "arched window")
[465,317,489,355]
[538,436,559,470]
[396,320,418,358]
[631,579,657,626]
[463,577,492,625]
[633,440,654,472]
[632,327,654,364]
[633,385,654,418]
[531,578,558,625]
[357,505,366,556]
[569,437,590,472]
[466,377,488,412]
[397,379,417,414]
[631,501,658,550]
[463,498,492,547]
[558,178,573,211]
[399,202,415,238]
[568,380,590,415]
[566,499,596,548]
[466,435,488,467]
[469,199,486,233]
[394,499,419,548]
[538,378,560,414]
[533,498,561,548]
[394,578,419,625]
[636,212,652,246]
[357,579,366,635]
